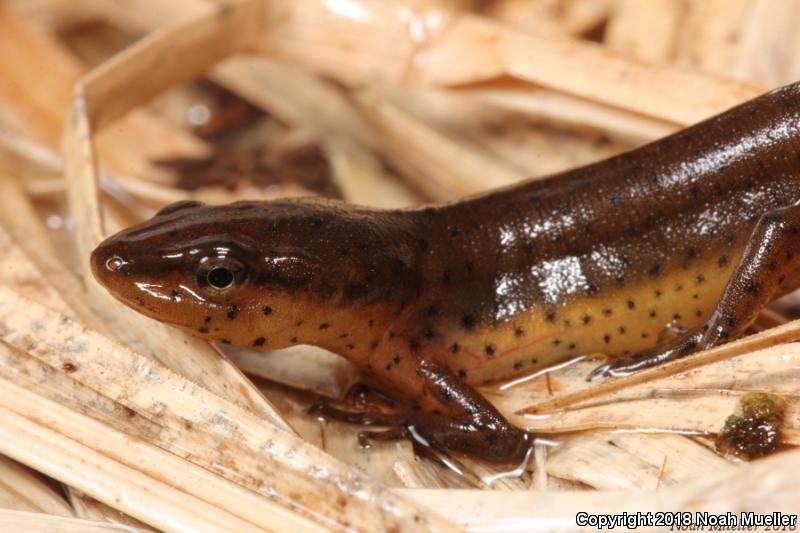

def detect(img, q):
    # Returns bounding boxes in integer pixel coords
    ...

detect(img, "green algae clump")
[715,392,786,460]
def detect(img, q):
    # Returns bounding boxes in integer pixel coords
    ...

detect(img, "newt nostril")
[105,255,127,272]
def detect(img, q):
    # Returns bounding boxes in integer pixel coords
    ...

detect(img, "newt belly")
[91,81,800,462]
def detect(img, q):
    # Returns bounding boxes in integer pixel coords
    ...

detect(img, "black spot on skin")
[199,327,209,334]
[603,334,611,344]
[295,320,303,327]
[745,280,759,294]
[385,362,393,371]
[338,333,349,338]
[409,338,421,352]
[626,300,635,310]
[641,332,649,339]
[602,308,613,317]
[513,361,523,371]
[514,327,525,337]
[686,247,697,259]
[649,309,657,318]
[204,316,212,323]
[220,339,231,344]
[553,339,561,346]
[370,340,379,349]
[675,283,683,292]
[530,358,538,364]
[615,275,626,284]
[423,328,434,338]
[388,330,396,338]
[290,336,298,343]
[718,256,730,268]
[426,306,438,317]
[465,261,475,273]
[253,337,266,346]
[546,311,557,323]
[618,326,626,334]
[450,227,461,237]
[392,355,400,364]
[673,313,681,321]
[649,263,661,276]
[458,369,467,379]
[227,305,239,320]
[262,305,273,316]
[692,293,699,299]
[767,260,778,272]
[582,315,592,325]
[346,344,355,350]
[486,433,498,445]
[484,344,496,357]
[568,343,576,350]
[461,315,477,330]
[696,275,705,284]
[696,310,703,317]
[451,343,460,353]
[319,323,330,330]
[655,289,662,298]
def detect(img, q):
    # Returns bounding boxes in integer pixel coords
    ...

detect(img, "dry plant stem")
[79,1,260,131]
[0,372,290,533]
[228,345,360,399]
[242,0,766,127]
[422,15,763,125]
[519,320,800,415]
[0,510,150,533]
[0,174,104,329]
[545,432,734,490]
[63,1,291,431]
[605,0,683,63]
[0,287,457,532]
[0,5,207,181]
[471,88,677,144]
[0,455,74,517]
[400,441,800,532]
[355,90,525,199]
[672,0,751,77]
[66,488,155,532]
[728,0,800,86]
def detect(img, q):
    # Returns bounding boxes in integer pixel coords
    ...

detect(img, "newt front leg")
[363,328,532,463]
[593,202,800,378]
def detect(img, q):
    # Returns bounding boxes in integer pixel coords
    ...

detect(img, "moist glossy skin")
[92,82,800,462]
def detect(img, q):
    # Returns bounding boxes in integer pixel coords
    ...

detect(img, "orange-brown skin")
[92,82,800,462]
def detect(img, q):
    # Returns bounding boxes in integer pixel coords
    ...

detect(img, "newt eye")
[207,267,234,289]
[196,256,248,294]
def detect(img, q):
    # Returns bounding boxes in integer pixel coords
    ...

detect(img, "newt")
[92,81,800,463]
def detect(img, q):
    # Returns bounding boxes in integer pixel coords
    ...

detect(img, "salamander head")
[91,199,418,349]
